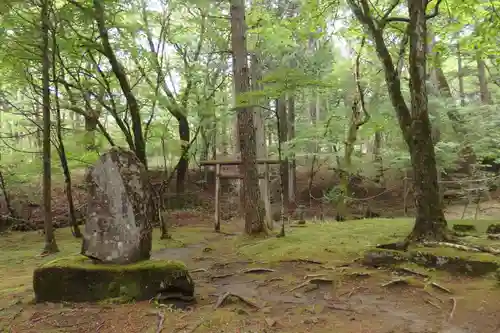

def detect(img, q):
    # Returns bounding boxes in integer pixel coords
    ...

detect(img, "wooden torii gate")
[200,159,280,232]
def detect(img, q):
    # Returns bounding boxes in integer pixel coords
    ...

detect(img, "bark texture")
[230,0,266,235]
[41,0,59,254]
[347,0,448,241]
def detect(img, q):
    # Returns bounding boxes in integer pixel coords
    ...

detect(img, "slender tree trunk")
[0,170,16,218]
[456,40,465,107]
[52,27,81,239]
[93,0,147,167]
[41,0,58,254]
[276,97,289,212]
[287,95,296,205]
[230,0,266,235]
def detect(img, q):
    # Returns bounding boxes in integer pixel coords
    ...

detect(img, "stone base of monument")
[33,255,195,305]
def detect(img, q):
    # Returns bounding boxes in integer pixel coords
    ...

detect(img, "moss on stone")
[33,255,194,303]
[43,255,187,271]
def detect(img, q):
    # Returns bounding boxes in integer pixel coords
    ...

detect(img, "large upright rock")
[82,147,153,264]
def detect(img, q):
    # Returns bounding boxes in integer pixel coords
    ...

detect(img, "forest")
[1,0,500,332]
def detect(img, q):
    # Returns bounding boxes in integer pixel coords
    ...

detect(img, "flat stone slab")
[33,256,194,303]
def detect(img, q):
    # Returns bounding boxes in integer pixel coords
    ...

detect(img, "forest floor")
[2,218,500,333]
[2,168,500,332]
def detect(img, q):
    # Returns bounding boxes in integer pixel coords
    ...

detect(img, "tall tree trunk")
[41,0,59,254]
[52,27,82,239]
[348,0,448,242]
[93,0,147,167]
[287,95,296,205]
[406,0,447,241]
[230,0,266,235]
[276,97,289,212]
[456,40,465,107]
[251,53,272,228]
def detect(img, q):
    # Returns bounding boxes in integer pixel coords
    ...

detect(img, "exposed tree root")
[377,226,500,256]
[284,278,334,294]
[449,297,457,321]
[421,241,481,252]
[393,267,428,278]
[242,268,275,274]
[381,278,412,288]
[155,311,165,333]
[214,292,262,309]
[429,282,452,294]
[422,241,500,256]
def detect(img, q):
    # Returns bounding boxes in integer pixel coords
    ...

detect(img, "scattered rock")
[487,223,500,234]
[82,147,154,264]
[452,224,477,233]
[33,255,194,303]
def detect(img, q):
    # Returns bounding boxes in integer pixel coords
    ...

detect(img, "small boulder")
[82,147,154,264]
[487,224,500,235]
[452,224,477,233]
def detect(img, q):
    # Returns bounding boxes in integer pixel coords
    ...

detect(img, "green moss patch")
[33,255,194,303]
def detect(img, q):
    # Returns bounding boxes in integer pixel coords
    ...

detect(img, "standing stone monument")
[81,147,153,264]
[33,147,195,304]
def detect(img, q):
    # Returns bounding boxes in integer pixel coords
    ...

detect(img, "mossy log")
[33,255,195,303]
[363,247,500,277]
[411,251,499,276]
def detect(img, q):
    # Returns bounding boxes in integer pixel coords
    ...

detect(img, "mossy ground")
[2,218,500,332]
